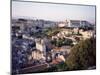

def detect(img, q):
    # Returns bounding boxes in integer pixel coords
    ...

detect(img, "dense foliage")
[40,38,96,72]
[51,38,73,47]
[66,37,96,70]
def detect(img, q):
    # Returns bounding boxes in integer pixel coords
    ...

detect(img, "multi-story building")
[35,38,46,55]
[32,50,45,60]
[58,19,92,28]
[58,20,68,27]
[68,20,92,28]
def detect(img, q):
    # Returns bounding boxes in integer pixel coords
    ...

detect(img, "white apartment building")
[68,20,92,28]
[35,38,46,55]
[58,19,92,28]
[58,20,68,27]
[32,50,45,60]
[28,50,45,61]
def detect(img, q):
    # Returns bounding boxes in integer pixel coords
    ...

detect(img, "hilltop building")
[58,19,92,28]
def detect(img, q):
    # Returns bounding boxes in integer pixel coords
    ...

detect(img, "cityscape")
[12,1,96,74]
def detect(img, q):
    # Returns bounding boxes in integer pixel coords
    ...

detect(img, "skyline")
[12,1,96,23]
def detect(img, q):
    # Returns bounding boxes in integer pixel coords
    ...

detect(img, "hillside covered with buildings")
[11,18,96,74]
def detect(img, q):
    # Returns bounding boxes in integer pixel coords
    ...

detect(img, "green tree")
[51,38,73,47]
[56,62,69,71]
[66,38,96,70]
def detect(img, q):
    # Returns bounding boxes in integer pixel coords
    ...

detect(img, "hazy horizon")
[12,1,96,24]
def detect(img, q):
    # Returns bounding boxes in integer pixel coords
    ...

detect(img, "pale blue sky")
[12,1,95,23]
